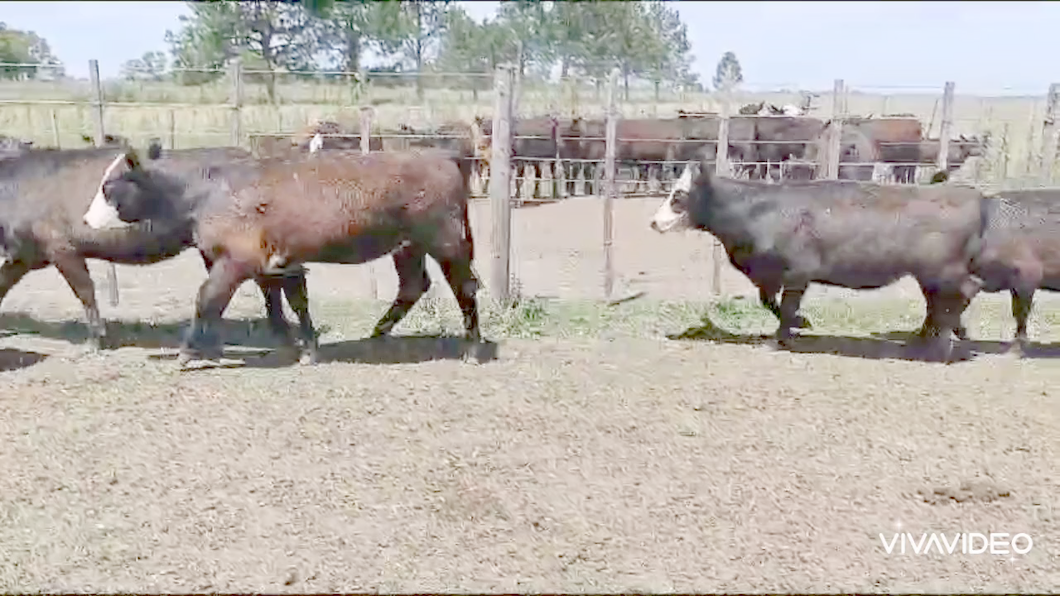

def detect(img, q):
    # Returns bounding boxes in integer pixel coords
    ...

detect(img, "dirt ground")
[2,198,1060,593]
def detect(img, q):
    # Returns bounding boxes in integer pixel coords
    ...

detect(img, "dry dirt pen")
[1,197,1060,592]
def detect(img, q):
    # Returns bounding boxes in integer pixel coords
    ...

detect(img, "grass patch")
[4,291,1050,350]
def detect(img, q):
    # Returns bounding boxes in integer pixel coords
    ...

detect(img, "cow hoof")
[1006,340,1028,359]
[177,345,223,367]
[298,349,319,366]
[461,340,495,364]
[919,338,955,363]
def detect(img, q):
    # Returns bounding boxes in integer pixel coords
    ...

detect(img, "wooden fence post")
[712,90,731,297]
[88,59,106,148]
[167,108,176,150]
[229,58,243,148]
[360,106,380,301]
[824,79,845,180]
[603,67,619,300]
[936,81,956,177]
[359,105,373,154]
[89,59,120,308]
[50,109,60,148]
[489,64,515,307]
[1040,83,1060,183]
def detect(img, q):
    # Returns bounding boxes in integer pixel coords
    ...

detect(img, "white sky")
[3,1,1056,95]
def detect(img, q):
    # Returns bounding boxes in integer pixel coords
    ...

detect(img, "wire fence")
[2,60,1060,302]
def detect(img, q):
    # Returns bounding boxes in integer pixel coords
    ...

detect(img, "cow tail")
[966,191,993,284]
[455,138,476,264]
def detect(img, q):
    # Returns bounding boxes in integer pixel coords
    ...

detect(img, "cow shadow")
[0,348,48,372]
[668,315,979,363]
[0,312,289,351]
[149,335,501,369]
[870,330,1060,358]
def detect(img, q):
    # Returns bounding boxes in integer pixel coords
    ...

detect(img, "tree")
[713,51,743,92]
[120,51,169,81]
[166,1,325,101]
[435,7,521,99]
[0,22,64,80]
[538,2,694,99]
[643,2,693,99]
[388,0,451,99]
[317,0,405,74]
[495,1,554,80]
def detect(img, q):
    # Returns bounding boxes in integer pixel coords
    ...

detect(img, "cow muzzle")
[83,190,130,230]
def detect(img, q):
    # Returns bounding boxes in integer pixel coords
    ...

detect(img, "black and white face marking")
[650,164,694,233]
[82,153,132,230]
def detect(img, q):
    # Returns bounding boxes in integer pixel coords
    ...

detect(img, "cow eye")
[670,191,689,214]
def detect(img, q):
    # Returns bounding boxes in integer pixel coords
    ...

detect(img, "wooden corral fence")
[4,60,1060,304]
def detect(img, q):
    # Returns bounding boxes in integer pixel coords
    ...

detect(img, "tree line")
[2,1,748,102]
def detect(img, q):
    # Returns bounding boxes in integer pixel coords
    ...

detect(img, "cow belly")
[81,232,194,265]
[310,234,407,265]
[810,269,906,290]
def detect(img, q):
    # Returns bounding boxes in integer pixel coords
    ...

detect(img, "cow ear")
[124,149,142,171]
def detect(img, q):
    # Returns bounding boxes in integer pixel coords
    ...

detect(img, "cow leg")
[0,259,32,310]
[370,245,430,338]
[52,255,107,351]
[279,271,319,365]
[1010,287,1035,357]
[758,286,812,329]
[201,249,292,345]
[916,275,978,363]
[258,277,295,346]
[775,284,808,344]
[180,257,251,365]
[437,253,481,344]
[917,292,968,340]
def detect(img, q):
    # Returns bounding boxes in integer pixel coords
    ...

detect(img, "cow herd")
[0,112,1052,368]
[272,102,988,204]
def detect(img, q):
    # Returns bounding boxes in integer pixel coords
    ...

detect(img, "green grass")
[4,291,1053,359]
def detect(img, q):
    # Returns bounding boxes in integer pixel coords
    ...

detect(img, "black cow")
[969,188,1060,355]
[649,162,988,362]
[0,142,302,351]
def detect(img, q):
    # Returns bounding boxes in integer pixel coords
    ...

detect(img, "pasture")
[2,197,1059,592]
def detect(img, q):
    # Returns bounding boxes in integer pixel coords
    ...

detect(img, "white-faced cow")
[82,140,485,367]
[650,162,989,362]
[0,143,304,351]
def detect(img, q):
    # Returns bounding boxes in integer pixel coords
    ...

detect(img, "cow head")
[83,149,164,229]
[651,165,696,233]
[738,102,765,116]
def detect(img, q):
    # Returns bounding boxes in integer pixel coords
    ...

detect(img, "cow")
[291,120,383,153]
[963,188,1060,356]
[474,116,564,197]
[0,144,303,352]
[751,114,826,181]
[82,145,485,367]
[649,161,988,362]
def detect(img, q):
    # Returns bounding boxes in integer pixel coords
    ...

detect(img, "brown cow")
[83,147,485,366]
[751,115,827,181]
[292,119,383,153]
[474,115,563,196]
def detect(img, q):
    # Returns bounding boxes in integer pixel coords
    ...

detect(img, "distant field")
[0,75,1055,185]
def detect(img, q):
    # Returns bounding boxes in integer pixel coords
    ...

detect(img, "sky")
[3,1,1056,96]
